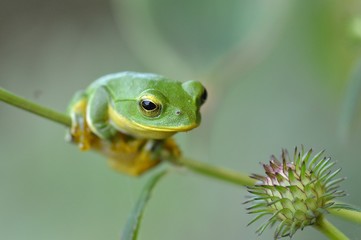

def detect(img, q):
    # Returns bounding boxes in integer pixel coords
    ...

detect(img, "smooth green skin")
[69,72,206,140]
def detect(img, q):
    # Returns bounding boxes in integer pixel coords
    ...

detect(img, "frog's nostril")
[175,110,181,115]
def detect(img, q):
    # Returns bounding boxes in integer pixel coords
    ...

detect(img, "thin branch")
[2,86,361,229]
[0,87,256,188]
[329,207,361,225]
[0,87,71,127]
[314,216,349,240]
[177,157,256,187]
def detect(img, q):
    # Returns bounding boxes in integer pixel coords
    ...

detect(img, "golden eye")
[139,98,161,117]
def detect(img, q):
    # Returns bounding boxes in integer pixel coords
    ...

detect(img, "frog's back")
[85,71,178,100]
[86,72,165,94]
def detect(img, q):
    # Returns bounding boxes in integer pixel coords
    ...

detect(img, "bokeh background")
[1,0,361,239]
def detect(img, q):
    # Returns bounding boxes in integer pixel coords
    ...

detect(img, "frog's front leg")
[86,86,118,140]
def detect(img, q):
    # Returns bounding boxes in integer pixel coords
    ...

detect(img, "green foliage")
[341,58,361,137]
[121,171,167,240]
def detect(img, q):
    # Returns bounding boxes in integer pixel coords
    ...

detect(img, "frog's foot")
[106,139,162,176]
[108,151,161,176]
[71,114,95,151]
[67,99,95,151]
[161,138,181,161]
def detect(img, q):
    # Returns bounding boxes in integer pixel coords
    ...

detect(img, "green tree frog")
[67,72,207,175]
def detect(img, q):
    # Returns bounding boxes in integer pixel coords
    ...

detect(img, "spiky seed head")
[245,146,348,239]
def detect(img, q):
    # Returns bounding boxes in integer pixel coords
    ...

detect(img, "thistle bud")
[245,147,348,238]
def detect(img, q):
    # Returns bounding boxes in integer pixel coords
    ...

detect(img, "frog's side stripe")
[108,105,197,139]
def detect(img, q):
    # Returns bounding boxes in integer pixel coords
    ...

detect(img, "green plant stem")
[329,208,361,225]
[0,87,71,127]
[1,86,361,226]
[315,216,349,240]
[177,157,256,186]
[0,86,256,187]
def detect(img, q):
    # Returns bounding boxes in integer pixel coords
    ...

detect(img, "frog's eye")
[200,88,208,105]
[139,98,162,117]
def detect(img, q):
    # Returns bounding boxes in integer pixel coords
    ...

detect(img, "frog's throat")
[108,106,198,139]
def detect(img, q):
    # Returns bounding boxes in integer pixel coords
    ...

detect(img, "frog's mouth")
[108,106,199,139]
[134,122,199,132]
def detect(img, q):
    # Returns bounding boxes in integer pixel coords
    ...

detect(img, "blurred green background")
[0,0,361,239]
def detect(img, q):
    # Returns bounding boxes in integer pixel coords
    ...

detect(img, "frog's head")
[109,78,207,139]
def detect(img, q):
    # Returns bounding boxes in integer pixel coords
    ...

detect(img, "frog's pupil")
[201,88,208,104]
[141,100,157,111]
